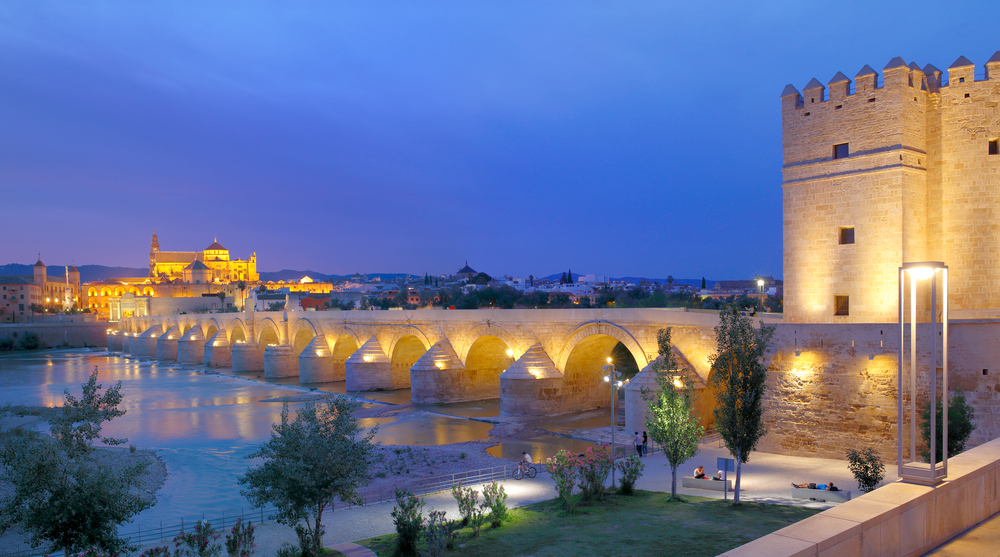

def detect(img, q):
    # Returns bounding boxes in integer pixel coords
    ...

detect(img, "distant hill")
[0,264,148,282]
[542,272,708,287]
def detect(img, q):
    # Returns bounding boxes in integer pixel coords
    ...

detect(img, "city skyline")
[2,1,998,278]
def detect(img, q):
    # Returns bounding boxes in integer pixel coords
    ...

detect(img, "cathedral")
[148,232,258,283]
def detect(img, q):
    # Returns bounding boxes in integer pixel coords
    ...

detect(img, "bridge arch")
[292,320,320,356]
[228,318,248,345]
[256,318,281,358]
[459,323,522,362]
[389,326,430,390]
[556,321,649,412]
[556,321,648,372]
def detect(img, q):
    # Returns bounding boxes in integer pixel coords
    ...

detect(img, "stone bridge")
[111,308,782,416]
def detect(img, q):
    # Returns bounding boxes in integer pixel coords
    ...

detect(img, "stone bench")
[681,476,733,491]
[790,486,851,503]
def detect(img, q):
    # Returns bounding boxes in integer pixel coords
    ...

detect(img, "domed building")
[148,233,258,283]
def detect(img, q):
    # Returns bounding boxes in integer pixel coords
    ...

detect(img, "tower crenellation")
[782,51,1000,323]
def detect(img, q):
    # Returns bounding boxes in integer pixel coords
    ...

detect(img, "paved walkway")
[233,440,895,555]
[923,513,1000,556]
[327,542,378,556]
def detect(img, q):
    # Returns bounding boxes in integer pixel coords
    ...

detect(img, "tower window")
[990,139,999,155]
[833,143,849,159]
[834,295,850,316]
[839,227,855,244]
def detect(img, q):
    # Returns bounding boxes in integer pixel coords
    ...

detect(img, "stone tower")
[149,231,159,277]
[33,254,46,286]
[781,51,1000,323]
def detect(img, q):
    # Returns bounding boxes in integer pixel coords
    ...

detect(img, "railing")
[0,464,521,556]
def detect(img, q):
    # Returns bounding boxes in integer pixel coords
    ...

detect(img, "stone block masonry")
[0,322,108,349]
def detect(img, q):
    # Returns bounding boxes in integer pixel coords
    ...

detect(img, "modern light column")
[603,358,625,487]
[898,261,949,485]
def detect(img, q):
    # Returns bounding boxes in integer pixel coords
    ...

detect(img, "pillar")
[177,326,206,365]
[131,325,162,359]
[203,330,231,368]
[499,344,564,416]
[264,345,297,378]
[411,340,467,404]
[232,341,264,372]
[107,331,122,352]
[345,337,391,391]
[299,335,334,383]
[156,326,180,361]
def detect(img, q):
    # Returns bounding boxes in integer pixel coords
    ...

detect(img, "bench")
[681,476,733,491]
[791,487,851,503]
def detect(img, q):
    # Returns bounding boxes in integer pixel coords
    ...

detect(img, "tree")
[701,277,707,290]
[471,272,492,285]
[217,291,226,309]
[236,280,247,308]
[846,447,886,493]
[667,276,674,288]
[0,369,152,556]
[709,306,775,505]
[560,272,567,284]
[239,397,378,557]
[643,328,704,500]
[920,391,976,463]
[567,269,573,284]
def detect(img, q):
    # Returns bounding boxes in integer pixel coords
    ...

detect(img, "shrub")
[173,521,222,557]
[576,444,613,501]
[468,503,486,537]
[481,481,507,528]
[616,455,645,495]
[451,483,478,526]
[545,449,580,511]
[846,447,885,494]
[423,510,455,557]
[0,338,13,351]
[225,518,255,557]
[18,332,40,350]
[139,546,171,557]
[275,543,299,557]
[920,391,976,463]
[391,489,424,556]
[293,524,322,557]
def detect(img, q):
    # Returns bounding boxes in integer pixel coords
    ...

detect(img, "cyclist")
[520,451,532,469]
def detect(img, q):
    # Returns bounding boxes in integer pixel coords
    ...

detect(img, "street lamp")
[603,356,626,487]
[898,261,948,485]
[756,279,766,312]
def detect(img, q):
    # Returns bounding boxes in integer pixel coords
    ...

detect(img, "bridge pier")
[624,362,660,435]
[264,345,297,378]
[132,325,162,359]
[203,331,231,368]
[299,336,334,383]
[499,344,564,416]
[107,331,122,352]
[122,332,132,355]
[232,342,264,372]
[345,337,391,391]
[411,341,468,404]
[177,327,206,365]
[156,326,180,361]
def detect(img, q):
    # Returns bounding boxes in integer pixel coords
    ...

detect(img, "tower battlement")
[782,51,1000,324]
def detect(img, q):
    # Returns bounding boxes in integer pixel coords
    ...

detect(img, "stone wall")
[0,322,108,349]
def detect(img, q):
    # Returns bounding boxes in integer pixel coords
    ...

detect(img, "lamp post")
[898,261,948,485]
[757,279,766,312]
[603,357,625,487]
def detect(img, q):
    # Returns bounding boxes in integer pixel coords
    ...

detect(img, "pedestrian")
[634,431,643,457]
[642,431,648,456]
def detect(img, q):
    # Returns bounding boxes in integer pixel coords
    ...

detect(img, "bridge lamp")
[898,261,948,486]
[603,360,624,487]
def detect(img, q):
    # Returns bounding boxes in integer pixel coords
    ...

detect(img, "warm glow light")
[315,350,323,356]
[603,375,610,382]
[906,267,935,280]
[606,357,612,363]
[672,377,684,389]
[506,349,514,357]
[363,356,373,363]
[757,279,764,287]
[435,362,445,369]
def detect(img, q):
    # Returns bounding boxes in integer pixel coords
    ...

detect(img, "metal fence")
[0,464,520,557]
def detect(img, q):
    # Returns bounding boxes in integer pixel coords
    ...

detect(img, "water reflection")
[487,436,599,463]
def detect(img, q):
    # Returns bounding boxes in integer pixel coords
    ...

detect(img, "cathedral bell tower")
[149,231,159,277]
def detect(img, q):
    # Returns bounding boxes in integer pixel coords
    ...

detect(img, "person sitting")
[712,469,724,481]
[694,465,706,479]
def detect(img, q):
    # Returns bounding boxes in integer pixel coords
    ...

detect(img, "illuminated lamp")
[898,261,948,485]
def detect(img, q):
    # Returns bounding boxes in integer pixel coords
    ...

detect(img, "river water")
[0,349,605,529]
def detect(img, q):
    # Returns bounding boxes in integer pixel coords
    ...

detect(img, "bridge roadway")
[111,308,782,416]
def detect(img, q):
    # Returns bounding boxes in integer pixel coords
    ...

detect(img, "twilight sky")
[1,2,997,279]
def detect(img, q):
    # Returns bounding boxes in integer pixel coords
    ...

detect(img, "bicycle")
[512,462,537,480]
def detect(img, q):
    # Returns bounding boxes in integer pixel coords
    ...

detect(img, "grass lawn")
[356,490,820,557]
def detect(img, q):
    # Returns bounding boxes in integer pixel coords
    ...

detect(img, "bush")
[391,489,424,556]
[846,447,885,494]
[275,543,299,557]
[225,518,255,557]
[173,521,222,557]
[294,524,322,557]
[0,338,13,351]
[451,483,478,526]
[616,455,645,495]
[481,481,507,528]
[921,391,976,463]
[545,449,580,511]
[576,444,613,501]
[139,546,171,557]
[18,332,40,350]
[423,510,455,557]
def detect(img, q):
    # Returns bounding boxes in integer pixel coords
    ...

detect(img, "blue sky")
[1,1,997,279]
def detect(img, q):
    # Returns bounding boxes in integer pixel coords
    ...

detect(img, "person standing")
[634,431,643,457]
[641,431,648,456]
